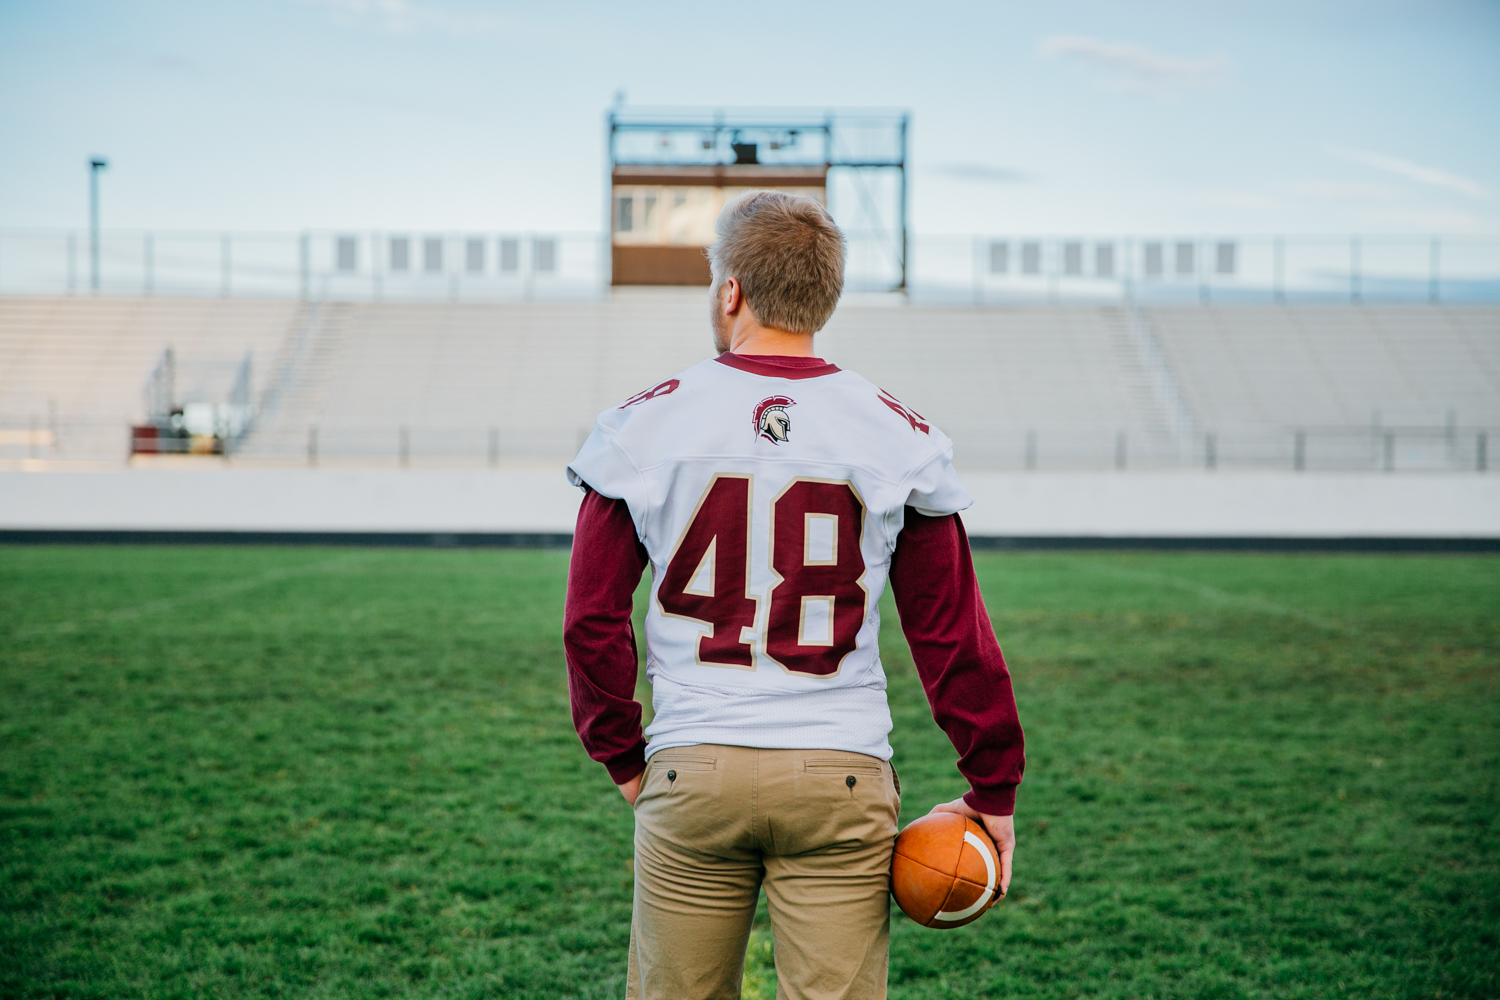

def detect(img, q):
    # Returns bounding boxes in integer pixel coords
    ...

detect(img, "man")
[564,191,1024,1000]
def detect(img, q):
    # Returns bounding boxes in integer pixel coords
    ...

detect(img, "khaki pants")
[627,744,901,1000]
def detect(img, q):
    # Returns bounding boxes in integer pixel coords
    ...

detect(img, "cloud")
[1286,180,1394,200]
[297,0,505,36]
[1039,34,1229,97]
[1328,145,1487,199]
[145,54,200,75]
[930,163,1031,184]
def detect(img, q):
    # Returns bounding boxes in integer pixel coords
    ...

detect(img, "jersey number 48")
[657,474,868,677]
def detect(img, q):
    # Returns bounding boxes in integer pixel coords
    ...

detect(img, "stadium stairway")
[234,294,719,465]
[0,297,304,462]
[820,304,1186,467]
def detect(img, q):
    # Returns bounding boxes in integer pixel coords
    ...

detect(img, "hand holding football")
[890,812,1003,929]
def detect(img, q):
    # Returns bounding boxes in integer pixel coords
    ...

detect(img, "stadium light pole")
[89,157,108,295]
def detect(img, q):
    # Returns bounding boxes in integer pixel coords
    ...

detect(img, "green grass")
[1,546,1497,999]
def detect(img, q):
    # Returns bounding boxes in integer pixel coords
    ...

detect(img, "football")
[890,813,1002,928]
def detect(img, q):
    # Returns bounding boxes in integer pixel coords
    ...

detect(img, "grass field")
[2,546,1497,1000]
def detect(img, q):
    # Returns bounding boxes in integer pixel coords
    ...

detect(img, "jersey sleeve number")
[657,476,867,676]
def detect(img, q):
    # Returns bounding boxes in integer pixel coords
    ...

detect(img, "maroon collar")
[714,353,841,379]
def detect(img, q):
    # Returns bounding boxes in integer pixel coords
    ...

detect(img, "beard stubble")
[709,280,732,354]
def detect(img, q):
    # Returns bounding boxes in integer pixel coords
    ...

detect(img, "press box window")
[1095,244,1115,278]
[424,238,443,273]
[466,238,485,273]
[1175,242,1195,276]
[989,242,1008,274]
[1143,243,1164,277]
[534,238,556,273]
[616,193,658,235]
[1063,242,1083,276]
[1021,242,1041,275]
[500,238,520,272]
[389,237,410,271]
[1216,241,1236,276]
[336,236,358,271]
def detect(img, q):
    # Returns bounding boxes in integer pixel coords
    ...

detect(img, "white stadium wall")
[1,468,1497,546]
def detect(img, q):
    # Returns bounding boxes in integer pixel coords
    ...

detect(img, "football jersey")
[566,352,973,762]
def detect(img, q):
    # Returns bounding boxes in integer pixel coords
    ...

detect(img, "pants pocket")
[649,754,717,772]
[804,759,884,775]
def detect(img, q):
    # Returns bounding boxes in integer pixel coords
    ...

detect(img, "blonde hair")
[707,190,846,334]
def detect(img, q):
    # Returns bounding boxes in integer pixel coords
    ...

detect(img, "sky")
[0,0,1496,237]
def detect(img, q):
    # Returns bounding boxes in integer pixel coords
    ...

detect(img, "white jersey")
[566,353,973,762]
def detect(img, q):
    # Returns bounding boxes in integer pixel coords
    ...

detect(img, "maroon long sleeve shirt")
[563,489,1025,815]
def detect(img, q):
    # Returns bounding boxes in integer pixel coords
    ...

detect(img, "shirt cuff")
[963,784,1017,817]
[604,739,647,785]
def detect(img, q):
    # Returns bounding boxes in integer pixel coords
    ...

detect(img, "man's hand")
[928,798,1015,899]
[618,773,642,806]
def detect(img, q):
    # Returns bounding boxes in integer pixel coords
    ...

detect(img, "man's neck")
[728,323,817,358]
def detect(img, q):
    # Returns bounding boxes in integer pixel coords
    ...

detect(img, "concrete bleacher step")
[1103,308,1174,433]
[235,304,357,457]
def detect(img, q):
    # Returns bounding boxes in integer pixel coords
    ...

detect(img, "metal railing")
[935,423,1493,473]
[1,416,1489,473]
[3,228,1497,303]
[923,234,1500,304]
[0,229,609,302]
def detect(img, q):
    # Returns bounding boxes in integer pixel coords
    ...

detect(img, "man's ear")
[721,277,742,315]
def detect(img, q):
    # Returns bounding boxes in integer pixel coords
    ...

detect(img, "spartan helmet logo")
[753,395,795,445]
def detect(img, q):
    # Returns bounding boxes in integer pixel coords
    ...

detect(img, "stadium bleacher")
[1,294,1495,471]
[0,297,302,461]
[1147,306,1500,470]
[823,304,1190,468]
[1148,305,1500,426]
